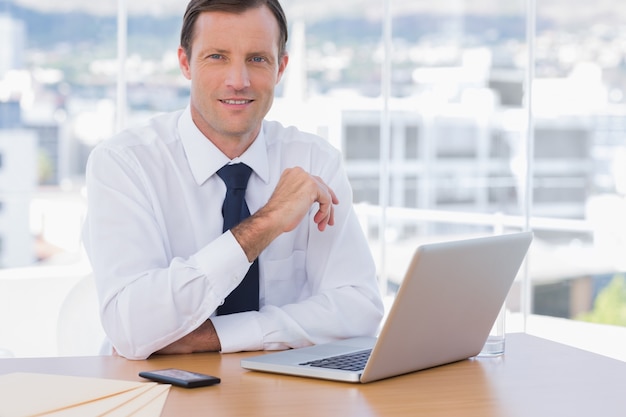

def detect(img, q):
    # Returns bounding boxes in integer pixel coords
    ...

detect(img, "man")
[82,0,383,360]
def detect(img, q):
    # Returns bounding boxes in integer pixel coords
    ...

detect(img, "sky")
[6,0,418,19]
[7,0,186,16]
[6,0,626,25]
[3,0,524,16]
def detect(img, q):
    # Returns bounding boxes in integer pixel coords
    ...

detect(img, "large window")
[1,0,626,358]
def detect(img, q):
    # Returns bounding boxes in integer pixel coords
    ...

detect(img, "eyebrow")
[203,47,276,61]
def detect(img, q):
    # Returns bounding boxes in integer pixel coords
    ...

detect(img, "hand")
[231,167,338,262]
[267,167,339,233]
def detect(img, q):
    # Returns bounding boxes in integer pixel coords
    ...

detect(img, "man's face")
[178,6,288,152]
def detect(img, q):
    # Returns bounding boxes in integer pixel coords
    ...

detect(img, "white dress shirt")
[82,107,384,360]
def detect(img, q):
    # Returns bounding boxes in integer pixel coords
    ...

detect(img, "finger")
[328,204,335,226]
[329,187,339,205]
[314,193,335,231]
[317,205,335,231]
[313,202,330,230]
[313,176,340,205]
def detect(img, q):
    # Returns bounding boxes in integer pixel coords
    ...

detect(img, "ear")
[178,46,192,80]
[276,52,289,84]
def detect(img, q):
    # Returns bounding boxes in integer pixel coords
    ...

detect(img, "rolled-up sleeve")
[83,144,251,360]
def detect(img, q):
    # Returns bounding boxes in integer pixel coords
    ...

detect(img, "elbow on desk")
[114,345,152,360]
[99,292,184,360]
[103,333,153,360]
[100,316,162,360]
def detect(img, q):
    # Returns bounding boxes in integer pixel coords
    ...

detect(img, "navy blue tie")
[216,163,259,315]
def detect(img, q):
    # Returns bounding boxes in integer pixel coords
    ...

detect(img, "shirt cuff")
[191,231,252,306]
[211,311,264,353]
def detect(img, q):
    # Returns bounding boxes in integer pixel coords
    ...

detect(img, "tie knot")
[217,163,252,190]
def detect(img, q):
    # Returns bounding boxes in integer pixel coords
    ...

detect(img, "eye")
[250,56,266,63]
[207,53,223,60]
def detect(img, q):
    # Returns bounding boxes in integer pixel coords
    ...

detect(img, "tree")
[576,275,626,326]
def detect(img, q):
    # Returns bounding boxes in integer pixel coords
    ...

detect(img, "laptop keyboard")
[300,349,372,371]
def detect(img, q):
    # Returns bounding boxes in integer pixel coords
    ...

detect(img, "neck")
[189,107,260,159]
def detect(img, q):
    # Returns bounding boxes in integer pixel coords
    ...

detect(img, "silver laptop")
[241,232,533,383]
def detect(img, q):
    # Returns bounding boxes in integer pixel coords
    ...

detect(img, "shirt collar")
[178,106,270,185]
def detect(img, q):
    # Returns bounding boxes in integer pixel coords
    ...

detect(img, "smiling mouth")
[221,99,252,105]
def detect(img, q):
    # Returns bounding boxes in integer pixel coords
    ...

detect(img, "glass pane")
[124,2,188,126]
[0,1,112,357]
[531,0,626,329]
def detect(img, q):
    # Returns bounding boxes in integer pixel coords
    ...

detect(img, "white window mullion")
[116,0,128,132]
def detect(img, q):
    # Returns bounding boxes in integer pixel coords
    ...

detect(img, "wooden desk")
[1,333,625,416]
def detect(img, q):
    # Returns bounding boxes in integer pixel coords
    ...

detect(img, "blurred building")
[0,14,26,77]
[0,128,37,267]
[271,47,625,320]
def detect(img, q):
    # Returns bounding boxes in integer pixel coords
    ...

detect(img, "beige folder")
[0,372,170,417]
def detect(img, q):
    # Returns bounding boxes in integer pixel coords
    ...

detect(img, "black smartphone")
[138,368,221,388]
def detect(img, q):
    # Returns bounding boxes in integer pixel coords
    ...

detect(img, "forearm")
[216,210,384,353]
[264,289,383,348]
[231,208,281,262]
[94,233,252,360]
[155,319,221,355]
[213,287,383,353]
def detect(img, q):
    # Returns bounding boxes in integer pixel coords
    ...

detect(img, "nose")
[225,61,251,90]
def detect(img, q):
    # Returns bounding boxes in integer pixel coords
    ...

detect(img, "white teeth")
[223,99,249,105]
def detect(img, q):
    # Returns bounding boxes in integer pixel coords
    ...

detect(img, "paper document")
[0,372,170,417]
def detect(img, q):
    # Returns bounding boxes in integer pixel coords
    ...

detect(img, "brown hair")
[180,0,288,59]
